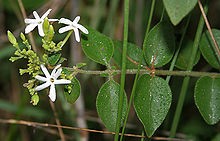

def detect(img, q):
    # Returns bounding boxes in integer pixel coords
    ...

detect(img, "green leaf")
[199,29,220,69]
[134,74,172,137]
[143,22,175,68]
[48,53,61,66]
[175,39,200,70]
[64,78,81,104]
[163,0,197,25]
[113,40,146,69]
[194,76,220,125]
[96,80,127,131]
[7,30,18,46]
[81,27,114,66]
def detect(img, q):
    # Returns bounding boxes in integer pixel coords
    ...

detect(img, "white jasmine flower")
[24,9,58,37]
[35,64,71,102]
[58,16,89,42]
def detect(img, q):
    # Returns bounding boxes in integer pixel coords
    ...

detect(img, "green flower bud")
[31,94,39,106]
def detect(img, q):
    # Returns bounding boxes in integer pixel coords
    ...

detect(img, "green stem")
[60,30,73,48]
[170,3,208,138]
[114,0,129,140]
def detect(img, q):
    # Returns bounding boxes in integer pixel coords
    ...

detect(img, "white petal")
[49,84,56,102]
[51,64,61,77]
[35,75,48,82]
[76,24,89,34]
[41,9,52,19]
[40,64,50,78]
[24,18,37,24]
[33,11,40,19]
[48,18,59,22]
[73,27,80,42]
[59,18,73,25]
[73,16,80,24]
[35,81,51,91]
[38,24,45,37]
[25,24,38,34]
[54,79,71,85]
[53,68,62,79]
[58,26,73,33]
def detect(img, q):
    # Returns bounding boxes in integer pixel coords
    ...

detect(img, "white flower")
[58,16,89,42]
[24,9,58,37]
[35,64,71,102]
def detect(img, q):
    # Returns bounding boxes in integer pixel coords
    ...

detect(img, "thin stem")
[17,0,37,52]
[170,3,208,138]
[198,0,220,65]
[60,30,73,48]
[49,100,66,141]
[114,0,129,140]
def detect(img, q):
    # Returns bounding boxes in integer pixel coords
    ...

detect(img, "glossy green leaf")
[175,39,200,70]
[199,29,220,69]
[64,78,81,104]
[113,40,146,69]
[48,53,61,66]
[143,22,175,68]
[81,27,114,66]
[96,80,127,131]
[194,76,220,125]
[134,74,172,137]
[163,0,197,25]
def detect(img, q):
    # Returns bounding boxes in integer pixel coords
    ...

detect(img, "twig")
[17,0,37,52]
[198,0,220,64]
[0,118,189,141]
[49,100,66,141]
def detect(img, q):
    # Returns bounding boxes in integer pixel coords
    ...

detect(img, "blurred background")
[0,0,220,141]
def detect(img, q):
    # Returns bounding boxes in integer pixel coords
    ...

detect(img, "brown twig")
[0,118,189,141]
[49,100,66,141]
[17,0,37,52]
[198,0,220,64]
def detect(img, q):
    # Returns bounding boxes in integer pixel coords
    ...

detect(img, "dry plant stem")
[49,100,66,141]
[17,0,37,52]
[198,0,220,63]
[0,119,187,141]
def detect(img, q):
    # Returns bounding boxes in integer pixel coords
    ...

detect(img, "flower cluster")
[8,9,88,105]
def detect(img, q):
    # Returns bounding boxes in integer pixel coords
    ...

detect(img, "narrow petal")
[33,11,40,20]
[53,68,62,79]
[76,24,89,34]
[59,18,73,25]
[73,27,80,42]
[40,64,50,78]
[51,64,61,77]
[25,24,38,34]
[58,26,73,33]
[38,24,45,37]
[49,84,56,102]
[35,81,51,91]
[54,79,71,85]
[41,9,52,19]
[24,19,38,24]
[73,16,80,24]
[35,75,48,82]
[48,18,59,22]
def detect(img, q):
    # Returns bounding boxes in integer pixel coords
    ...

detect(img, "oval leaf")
[143,22,175,68]
[194,76,220,125]
[113,40,146,69]
[134,74,172,137]
[199,29,220,69]
[81,27,114,66]
[175,39,200,70]
[163,0,197,25]
[96,80,127,131]
[48,53,61,66]
[64,78,80,104]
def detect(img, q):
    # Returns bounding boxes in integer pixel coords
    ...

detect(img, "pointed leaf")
[199,29,220,69]
[163,0,197,25]
[194,76,220,125]
[143,22,175,68]
[81,27,114,66]
[96,80,127,131]
[64,78,80,104]
[48,53,61,66]
[113,40,146,69]
[134,74,172,137]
